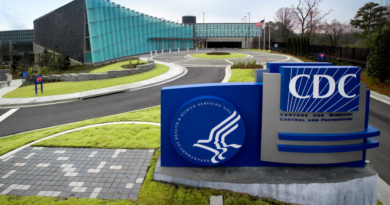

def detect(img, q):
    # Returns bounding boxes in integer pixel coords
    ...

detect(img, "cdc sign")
[161,63,379,167]
[280,66,361,112]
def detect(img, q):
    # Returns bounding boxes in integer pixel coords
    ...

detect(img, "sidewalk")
[0,59,186,107]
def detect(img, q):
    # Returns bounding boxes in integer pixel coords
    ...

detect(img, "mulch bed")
[121,64,146,69]
[232,65,263,69]
[206,52,231,55]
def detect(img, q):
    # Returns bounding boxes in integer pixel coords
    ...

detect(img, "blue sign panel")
[22,72,29,83]
[267,62,333,73]
[318,53,326,62]
[34,74,43,94]
[161,63,380,168]
[280,66,361,113]
[170,96,246,166]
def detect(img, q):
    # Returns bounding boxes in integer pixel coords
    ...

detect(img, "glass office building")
[195,23,259,38]
[0,30,34,53]
[33,0,261,64]
[85,0,193,63]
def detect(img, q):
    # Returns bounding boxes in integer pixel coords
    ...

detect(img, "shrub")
[366,28,390,83]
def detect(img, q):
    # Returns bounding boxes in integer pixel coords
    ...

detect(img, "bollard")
[150,51,152,57]
[162,49,164,54]
[5,73,12,87]
[155,50,157,55]
[178,48,180,53]
[196,47,198,52]
[170,48,171,53]
[187,48,189,52]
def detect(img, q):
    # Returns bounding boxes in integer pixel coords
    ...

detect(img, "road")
[0,67,225,137]
[366,98,390,185]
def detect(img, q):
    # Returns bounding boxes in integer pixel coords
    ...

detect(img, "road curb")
[370,91,390,105]
[0,60,186,108]
[222,66,232,83]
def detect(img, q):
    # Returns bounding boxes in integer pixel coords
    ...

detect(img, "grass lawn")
[0,106,161,157]
[242,49,271,53]
[0,105,283,204]
[34,124,160,149]
[229,69,255,83]
[90,60,147,74]
[190,53,247,59]
[3,63,168,98]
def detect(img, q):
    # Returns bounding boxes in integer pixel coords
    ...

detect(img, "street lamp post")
[244,16,247,48]
[248,12,250,49]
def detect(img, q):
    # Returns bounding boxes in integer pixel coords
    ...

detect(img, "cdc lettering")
[289,74,357,99]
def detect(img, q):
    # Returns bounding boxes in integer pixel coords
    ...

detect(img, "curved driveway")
[0,49,389,186]
[0,66,225,137]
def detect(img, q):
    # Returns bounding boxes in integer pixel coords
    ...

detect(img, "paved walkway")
[0,60,185,107]
[0,122,159,200]
[0,147,153,200]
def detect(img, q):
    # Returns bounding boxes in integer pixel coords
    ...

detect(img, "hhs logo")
[170,96,246,166]
[280,66,361,113]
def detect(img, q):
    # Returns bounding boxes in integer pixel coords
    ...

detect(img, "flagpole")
[269,21,271,51]
[263,17,265,50]
[258,24,260,50]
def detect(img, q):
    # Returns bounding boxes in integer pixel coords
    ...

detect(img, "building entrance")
[207,41,242,48]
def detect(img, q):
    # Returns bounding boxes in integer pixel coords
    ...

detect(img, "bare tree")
[274,7,297,40]
[291,0,332,36]
[321,19,345,46]
[342,24,360,45]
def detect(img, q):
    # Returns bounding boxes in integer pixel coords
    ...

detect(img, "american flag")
[256,20,265,27]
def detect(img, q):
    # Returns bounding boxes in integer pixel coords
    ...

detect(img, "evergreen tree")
[298,37,301,56]
[291,37,295,55]
[301,37,304,56]
[350,2,390,45]
[350,2,390,34]
[287,38,290,54]
[294,37,297,55]
[366,28,390,83]
[20,52,31,71]
[40,48,51,67]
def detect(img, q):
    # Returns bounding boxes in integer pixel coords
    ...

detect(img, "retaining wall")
[42,62,155,82]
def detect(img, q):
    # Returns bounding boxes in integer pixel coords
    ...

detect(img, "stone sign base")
[154,158,378,205]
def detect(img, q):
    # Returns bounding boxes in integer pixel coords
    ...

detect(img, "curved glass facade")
[86,0,193,63]
[195,23,260,38]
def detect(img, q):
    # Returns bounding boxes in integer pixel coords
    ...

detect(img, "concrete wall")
[0,69,9,81]
[42,62,155,82]
[34,0,84,63]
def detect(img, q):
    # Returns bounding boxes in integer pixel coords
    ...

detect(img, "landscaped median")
[0,106,285,205]
[2,62,168,98]
[90,60,147,74]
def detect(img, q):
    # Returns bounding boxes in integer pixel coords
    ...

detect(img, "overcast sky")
[0,0,384,31]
